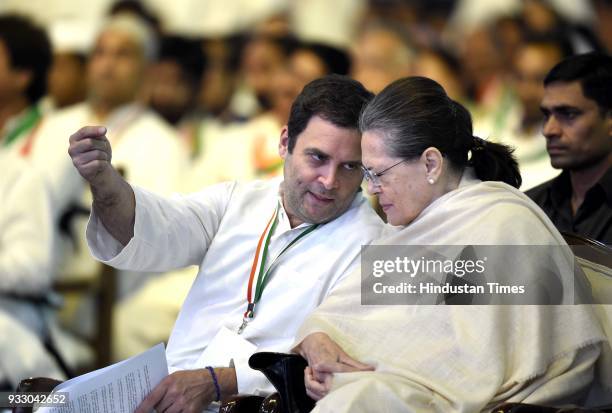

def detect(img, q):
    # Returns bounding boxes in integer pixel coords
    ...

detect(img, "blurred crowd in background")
[0,0,610,388]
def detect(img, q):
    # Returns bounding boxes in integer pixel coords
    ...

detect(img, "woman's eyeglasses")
[360,160,406,187]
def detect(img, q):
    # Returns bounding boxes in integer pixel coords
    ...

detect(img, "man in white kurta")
[87,177,382,396]
[72,75,383,412]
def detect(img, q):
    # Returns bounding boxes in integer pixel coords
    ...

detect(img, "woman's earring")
[428,178,435,184]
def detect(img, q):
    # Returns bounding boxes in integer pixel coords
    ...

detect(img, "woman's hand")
[296,332,374,400]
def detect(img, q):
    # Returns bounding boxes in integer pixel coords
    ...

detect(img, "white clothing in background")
[0,152,64,387]
[31,102,188,298]
[473,101,560,191]
[32,102,187,217]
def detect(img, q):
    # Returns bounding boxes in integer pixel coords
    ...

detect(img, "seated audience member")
[68,76,383,412]
[0,15,51,157]
[144,35,206,156]
[45,20,93,111]
[293,77,609,412]
[350,22,414,94]
[0,152,64,389]
[527,52,612,245]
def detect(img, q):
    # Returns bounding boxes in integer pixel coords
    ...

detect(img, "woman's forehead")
[362,131,393,159]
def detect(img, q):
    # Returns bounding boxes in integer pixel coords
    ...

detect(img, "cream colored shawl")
[296,170,610,413]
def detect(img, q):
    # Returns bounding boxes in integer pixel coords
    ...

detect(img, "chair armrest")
[13,377,63,413]
[219,394,265,412]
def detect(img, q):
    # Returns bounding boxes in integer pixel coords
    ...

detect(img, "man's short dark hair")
[544,52,612,113]
[0,15,52,103]
[286,74,373,153]
[159,35,206,87]
[298,42,351,75]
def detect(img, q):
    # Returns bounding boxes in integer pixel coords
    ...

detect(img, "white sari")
[296,170,611,412]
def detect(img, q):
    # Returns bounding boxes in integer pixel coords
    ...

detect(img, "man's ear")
[278,126,290,159]
[606,110,612,138]
[15,69,32,95]
[421,147,444,182]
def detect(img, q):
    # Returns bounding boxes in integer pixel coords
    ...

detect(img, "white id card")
[195,326,258,368]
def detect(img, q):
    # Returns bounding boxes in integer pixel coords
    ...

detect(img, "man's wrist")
[211,367,238,399]
[91,168,126,207]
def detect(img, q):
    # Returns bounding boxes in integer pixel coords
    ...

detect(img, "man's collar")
[597,166,612,203]
[551,166,612,205]
[549,170,572,207]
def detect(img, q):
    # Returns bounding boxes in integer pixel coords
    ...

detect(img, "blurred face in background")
[412,50,464,101]
[147,60,194,125]
[522,0,560,34]
[241,37,286,110]
[199,38,236,116]
[459,27,503,102]
[351,28,413,93]
[48,52,87,108]
[513,43,563,125]
[269,65,300,124]
[0,38,28,105]
[87,29,146,109]
[289,49,328,88]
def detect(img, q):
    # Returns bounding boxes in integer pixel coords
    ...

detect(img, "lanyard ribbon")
[2,106,41,148]
[238,203,319,333]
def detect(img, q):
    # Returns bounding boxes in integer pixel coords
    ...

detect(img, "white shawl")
[296,171,609,413]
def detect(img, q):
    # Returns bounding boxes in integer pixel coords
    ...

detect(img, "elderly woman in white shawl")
[293,77,609,412]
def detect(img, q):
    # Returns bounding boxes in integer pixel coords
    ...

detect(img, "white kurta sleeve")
[87,181,236,272]
[0,161,53,295]
[232,355,275,396]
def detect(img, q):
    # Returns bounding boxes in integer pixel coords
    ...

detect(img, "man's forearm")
[91,168,136,246]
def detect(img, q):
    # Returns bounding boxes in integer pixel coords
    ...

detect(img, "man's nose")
[319,166,339,190]
[542,116,561,139]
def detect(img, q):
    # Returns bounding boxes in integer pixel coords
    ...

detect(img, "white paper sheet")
[35,343,168,413]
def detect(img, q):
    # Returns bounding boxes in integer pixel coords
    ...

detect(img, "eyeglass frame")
[360,159,407,187]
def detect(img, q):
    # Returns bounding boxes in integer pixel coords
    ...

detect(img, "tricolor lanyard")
[238,203,319,334]
[19,117,44,157]
[2,106,42,148]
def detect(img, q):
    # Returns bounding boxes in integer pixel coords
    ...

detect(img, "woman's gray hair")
[359,76,522,188]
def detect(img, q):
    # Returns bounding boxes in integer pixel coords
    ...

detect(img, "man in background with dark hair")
[0,14,51,156]
[145,35,206,129]
[144,35,206,158]
[69,75,383,412]
[528,52,612,244]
